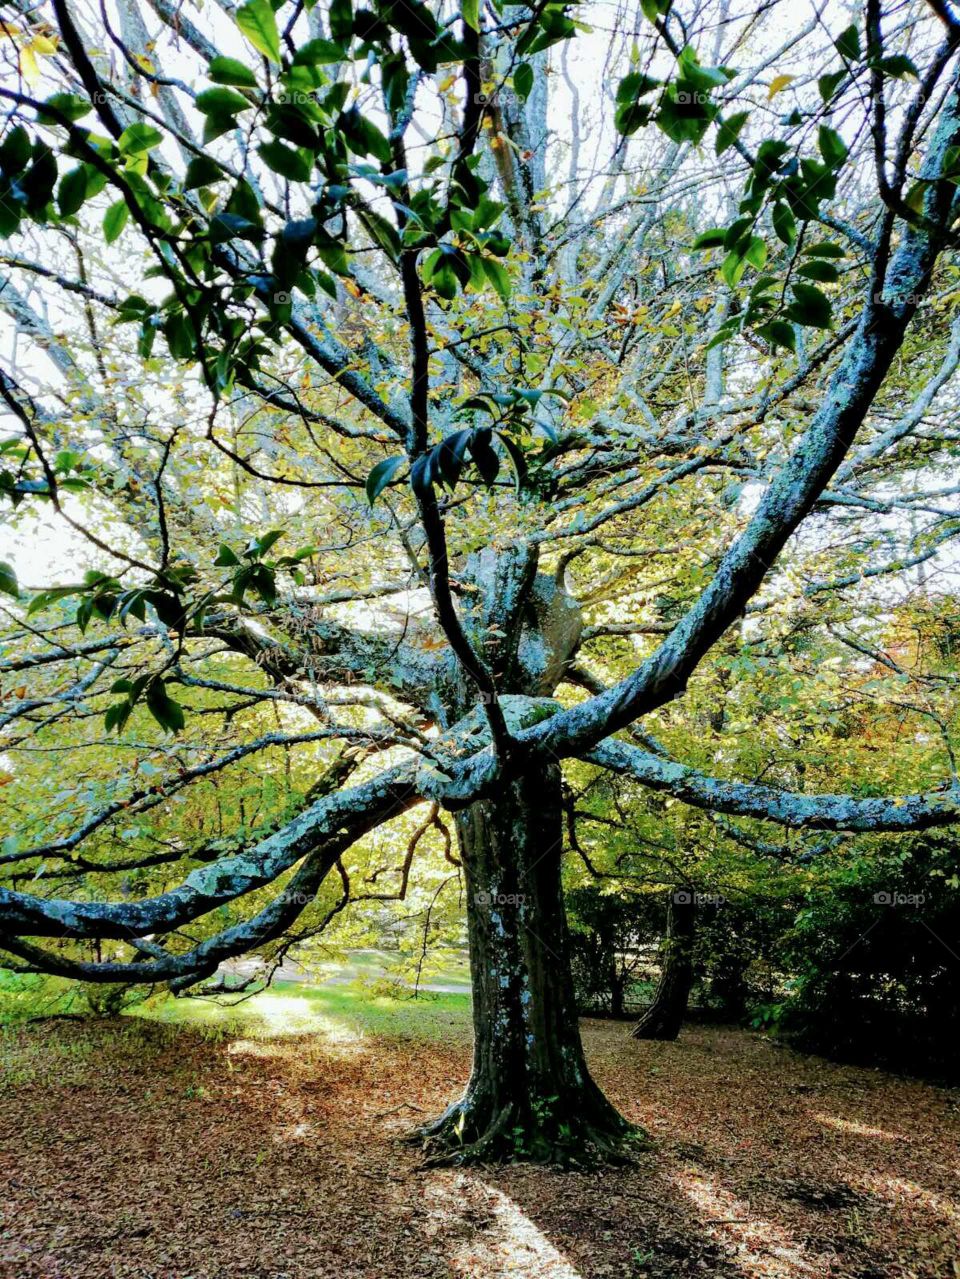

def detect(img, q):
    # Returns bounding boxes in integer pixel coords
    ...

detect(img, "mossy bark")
[412,764,643,1165]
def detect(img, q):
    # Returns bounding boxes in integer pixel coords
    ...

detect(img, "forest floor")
[1,987,958,1279]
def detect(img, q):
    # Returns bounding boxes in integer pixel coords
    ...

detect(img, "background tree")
[2,0,960,1163]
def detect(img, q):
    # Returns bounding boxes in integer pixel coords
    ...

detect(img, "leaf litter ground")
[1,1012,957,1279]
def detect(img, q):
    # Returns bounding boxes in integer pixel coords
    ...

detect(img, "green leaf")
[424,252,458,300]
[0,561,18,598]
[468,428,499,486]
[208,56,259,86]
[691,228,727,250]
[292,38,346,65]
[184,155,225,190]
[436,429,473,489]
[876,54,919,80]
[818,125,848,169]
[514,62,534,101]
[104,701,132,733]
[757,319,796,351]
[359,209,401,263]
[57,166,88,217]
[145,678,185,734]
[716,110,748,156]
[818,70,846,103]
[237,0,281,62]
[37,93,91,124]
[462,0,479,32]
[771,201,796,246]
[720,249,748,286]
[786,281,832,329]
[19,147,56,213]
[258,140,313,182]
[203,113,238,146]
[640,0,668,21]
[481,256,511,300]
[164,311,195,360]
[616,72,660,103]
[797,259,840,283]
[656,91,716,145]
[497,432,527,494]
[744,235,767,269]
[366,456,406,505]
[835,24,861,62]
[339,109,392,164]
[214,543,241,567]
[210,212,262,243]
[329,0,353,43]
[315,234,350,275]
[118,122,164,155]
[248,528,285,557]
[103,200,129,244]
[802,241,845,258]
[195,87,251,115]
[615,100,652,136]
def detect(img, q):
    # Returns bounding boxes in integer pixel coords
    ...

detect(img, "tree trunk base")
[406,1084,649,1167]
[631,1010,683,1041]
[416,763,645,1168]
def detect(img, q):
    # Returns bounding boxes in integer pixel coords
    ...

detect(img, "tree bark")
[632,892,696,1041]
[412,763,641,1165]
[610,965,626,1019]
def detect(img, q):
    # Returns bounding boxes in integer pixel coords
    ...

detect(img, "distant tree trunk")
[610,965,627,1019]
[413,763,640,1164]
[709,964,749,1021]
[632,892,696,1041]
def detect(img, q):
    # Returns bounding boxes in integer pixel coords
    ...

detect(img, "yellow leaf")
[29,33,58,54]
[18,44,39,84]
[768,73,794,99]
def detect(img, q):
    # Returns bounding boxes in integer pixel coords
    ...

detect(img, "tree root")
[404,1093,651,1168]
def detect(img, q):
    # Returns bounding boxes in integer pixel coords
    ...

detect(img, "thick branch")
[587,739,960,833]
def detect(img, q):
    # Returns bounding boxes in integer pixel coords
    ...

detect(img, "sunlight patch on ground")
[137,989,369,1044]
[237,992,366,1042]
[421,1175,583,1279]
[275,1119,315,1144]
[867,1175,960,1227]
[674,1169,820,1279]
[226,1037,286,1058]
[813,1112,904,1140]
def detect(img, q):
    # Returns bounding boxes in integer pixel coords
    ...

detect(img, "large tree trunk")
[413,763,641,1165]
[632,892,696,1041]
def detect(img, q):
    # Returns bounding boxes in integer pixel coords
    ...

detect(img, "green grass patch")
[133,978,472,1043]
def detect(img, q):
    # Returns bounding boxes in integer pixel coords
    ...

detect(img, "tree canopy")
[1,0,960,1161]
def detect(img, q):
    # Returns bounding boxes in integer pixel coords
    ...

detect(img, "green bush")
[773,836,960,1080]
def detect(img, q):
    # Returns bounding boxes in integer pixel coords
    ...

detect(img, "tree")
[632,890,696,1040]
[2,0,960,1163]
[566,884,654,1017]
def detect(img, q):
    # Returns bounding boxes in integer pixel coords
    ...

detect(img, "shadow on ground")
[1,1015,957,1279]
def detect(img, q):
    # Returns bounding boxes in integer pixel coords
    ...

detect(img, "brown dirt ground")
[1,1016,958,1279]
